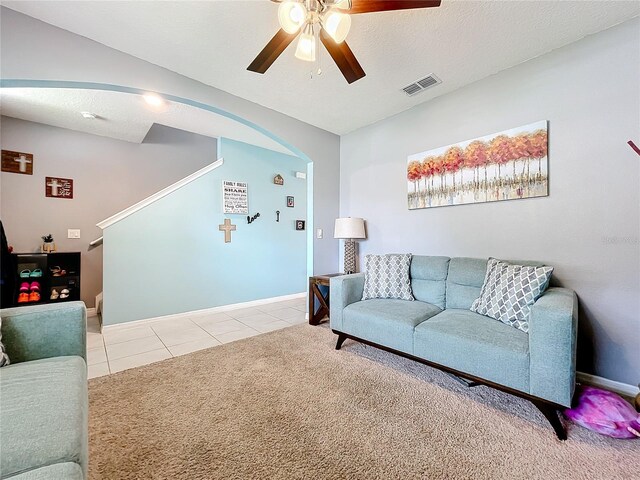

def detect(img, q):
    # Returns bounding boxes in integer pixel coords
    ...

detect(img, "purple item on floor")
[564,385,640,439]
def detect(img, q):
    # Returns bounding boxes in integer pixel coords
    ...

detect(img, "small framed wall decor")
[2,150,33,175]
[295,220,305,231]
[286,196,294,208]
[273,174,284,186]
[45,177,73,199]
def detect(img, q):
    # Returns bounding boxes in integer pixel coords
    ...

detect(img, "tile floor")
[86,298,307,379]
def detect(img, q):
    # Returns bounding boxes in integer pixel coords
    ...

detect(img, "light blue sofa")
[0,302,88,479]
[330,256,578,439]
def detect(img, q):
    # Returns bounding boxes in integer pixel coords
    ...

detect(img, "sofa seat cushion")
[413,309,530,393]
[342,299,442,354]
[9,462,84,480]
[0,356,87,479]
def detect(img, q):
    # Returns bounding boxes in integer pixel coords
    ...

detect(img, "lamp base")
[343,239,357,274]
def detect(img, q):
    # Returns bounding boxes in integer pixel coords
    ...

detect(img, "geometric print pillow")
[362,253,414,301]
[471,258,553,333]
[0,317,10,367]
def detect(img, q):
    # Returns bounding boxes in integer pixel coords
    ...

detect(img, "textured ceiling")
[0,88,293,154]
[3,1,639,134]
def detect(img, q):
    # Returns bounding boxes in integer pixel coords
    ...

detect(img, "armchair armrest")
[330,274,364,331]
[529,288,578,407]
[0,301,87,364]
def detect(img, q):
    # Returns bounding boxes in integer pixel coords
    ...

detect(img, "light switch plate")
[68,229,81,239]
[316,228,323,239]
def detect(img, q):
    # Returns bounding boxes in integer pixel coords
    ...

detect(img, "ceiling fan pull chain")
[315,24,323,76]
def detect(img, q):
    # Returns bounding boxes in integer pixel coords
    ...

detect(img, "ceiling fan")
[248,0,442,84]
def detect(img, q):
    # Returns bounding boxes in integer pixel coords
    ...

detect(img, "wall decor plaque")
[45,177,73,199]
[286,196,294,208]
[222,180,248,214]
[295,220,305,231]
[273,174,284,185]
[2,150,34,175]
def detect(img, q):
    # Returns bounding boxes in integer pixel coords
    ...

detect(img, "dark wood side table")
[308,274,343,325]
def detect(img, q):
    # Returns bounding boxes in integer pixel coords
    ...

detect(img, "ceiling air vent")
[402,74,441,97]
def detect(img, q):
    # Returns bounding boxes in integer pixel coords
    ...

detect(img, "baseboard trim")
[576,371,639,397]
[86,307,97,317]
[103,292,306,332]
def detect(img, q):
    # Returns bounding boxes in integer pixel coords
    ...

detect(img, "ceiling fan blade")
[346,0,441,14]
[247,29,298,74]
[320,30,365,84]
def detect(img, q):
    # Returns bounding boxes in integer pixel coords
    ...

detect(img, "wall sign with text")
[222,180,248,214]
[46,177,74,199]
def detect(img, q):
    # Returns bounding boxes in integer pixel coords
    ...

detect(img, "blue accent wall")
[103,138,307,325]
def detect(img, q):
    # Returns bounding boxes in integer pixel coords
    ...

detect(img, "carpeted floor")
[89,324,638,479]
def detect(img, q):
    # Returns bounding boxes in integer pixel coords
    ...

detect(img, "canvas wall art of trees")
[407,121,548,209]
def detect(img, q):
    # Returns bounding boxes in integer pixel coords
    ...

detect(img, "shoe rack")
[13,252,81,307]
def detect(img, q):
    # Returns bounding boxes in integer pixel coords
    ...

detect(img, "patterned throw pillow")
[0,317,10,367]
[362,254,414,301]
[471,258,553,333]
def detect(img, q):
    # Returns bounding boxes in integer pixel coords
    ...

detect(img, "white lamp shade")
[334,217,366,239]
[295,29,316,62]
[322,11,351,43]
[278,1,307,34]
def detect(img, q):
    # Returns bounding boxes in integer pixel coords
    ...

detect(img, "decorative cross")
[14,154,32,173]
[218,218,236,243]
[47,178,62,196]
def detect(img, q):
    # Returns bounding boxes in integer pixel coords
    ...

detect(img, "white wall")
[0,117,217,306]
[0,7,341,276]
[340,19,640,385]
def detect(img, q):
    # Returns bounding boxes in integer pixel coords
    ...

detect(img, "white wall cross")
[14,154,32,173]
[47,178,62,196]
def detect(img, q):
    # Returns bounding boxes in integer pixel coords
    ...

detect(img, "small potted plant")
[41,234,56,253]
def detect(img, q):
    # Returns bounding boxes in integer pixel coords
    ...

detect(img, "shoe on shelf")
[50,266,66,277]
[17,292,29,303]
[50,289,60,300]
[29,281,40,291]
[30,269,43,278]
[28,291,41,302]
[60,293,69,299]
[19,269,30,278]
[61,288,70,295]
[19,282,30,292]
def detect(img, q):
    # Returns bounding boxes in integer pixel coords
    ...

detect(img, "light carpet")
[89,324,638,479]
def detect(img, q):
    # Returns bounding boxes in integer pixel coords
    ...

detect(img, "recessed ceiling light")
[143,93,165,108]
[80,111,97,119]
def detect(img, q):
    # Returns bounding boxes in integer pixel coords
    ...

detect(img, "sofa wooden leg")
[532,401,567,440]
[335,333,347,350]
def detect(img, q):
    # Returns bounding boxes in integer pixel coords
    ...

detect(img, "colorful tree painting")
[407,120,548,209]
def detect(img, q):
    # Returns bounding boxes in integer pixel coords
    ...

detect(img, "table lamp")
[334,217,366,274]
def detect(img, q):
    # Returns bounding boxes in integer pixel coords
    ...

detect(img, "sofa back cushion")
[445,258,488,309]
[410,256,450,309]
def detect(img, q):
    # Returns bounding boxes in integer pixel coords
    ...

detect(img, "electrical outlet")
[67,229,81,239]
[316,228,323,239]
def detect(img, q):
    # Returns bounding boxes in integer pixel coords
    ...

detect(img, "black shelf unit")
[12,252,81,307]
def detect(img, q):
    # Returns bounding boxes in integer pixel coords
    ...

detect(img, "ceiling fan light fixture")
[332,0,352,10]
[322,10,351,43]
[294,24,316,62]
[278,1,307,34]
